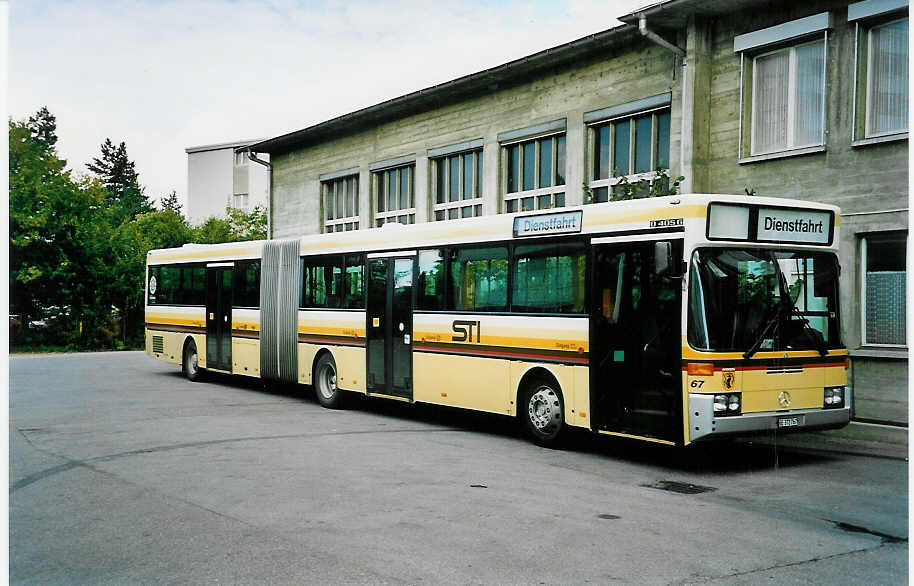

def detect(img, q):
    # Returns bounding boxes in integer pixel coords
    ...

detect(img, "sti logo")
[452,320,481,343]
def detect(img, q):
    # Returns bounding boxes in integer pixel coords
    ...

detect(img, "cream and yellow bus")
[145,194,849,447]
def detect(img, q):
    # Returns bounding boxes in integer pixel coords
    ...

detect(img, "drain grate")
[642,480,717,494]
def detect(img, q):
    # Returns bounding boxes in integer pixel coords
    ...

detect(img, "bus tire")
[521,378,566,448]
[182,339,203,382]
[314,353,345,409]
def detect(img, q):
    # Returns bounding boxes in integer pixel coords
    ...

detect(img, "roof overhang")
[618,0,776,29]
[250,25,641,156]
[185,138,268,154]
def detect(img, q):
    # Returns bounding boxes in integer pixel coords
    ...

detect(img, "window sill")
[738,145,826,165]
[851,132,908,148]
[850,347,908,360]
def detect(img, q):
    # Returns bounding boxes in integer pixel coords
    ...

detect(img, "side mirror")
[654,241,674,276]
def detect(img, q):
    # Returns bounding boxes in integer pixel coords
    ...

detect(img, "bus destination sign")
[513,210,583,238]
[756,207,831,244]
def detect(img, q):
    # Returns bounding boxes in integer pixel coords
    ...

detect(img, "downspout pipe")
[638,14,685,60]
[245,149,273,240]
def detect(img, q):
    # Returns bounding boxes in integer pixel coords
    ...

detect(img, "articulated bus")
[145,194,850,447]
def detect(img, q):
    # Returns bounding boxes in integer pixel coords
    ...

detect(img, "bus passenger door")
[206,264,233,371]
[366,254,414,399]
[590,239,683,442]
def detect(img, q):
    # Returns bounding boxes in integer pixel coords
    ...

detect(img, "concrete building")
[185,139,270,223]
[249,0,908,426]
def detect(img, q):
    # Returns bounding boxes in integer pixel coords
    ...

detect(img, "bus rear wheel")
[521,379,566,447]
[314,353,345,409]
[182,340,203,382]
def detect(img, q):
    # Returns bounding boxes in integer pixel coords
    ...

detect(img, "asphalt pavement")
[10,351,909,584]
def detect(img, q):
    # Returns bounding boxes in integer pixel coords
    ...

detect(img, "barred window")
[323,175,359,233]
[374,165,415,227]
[588,108,671,203]
[504,135,565,213]
[433,150,483,221]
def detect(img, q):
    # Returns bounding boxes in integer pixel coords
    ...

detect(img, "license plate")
[778,416,800,428]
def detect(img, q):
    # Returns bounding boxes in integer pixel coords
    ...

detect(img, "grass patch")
[10,344,75,354]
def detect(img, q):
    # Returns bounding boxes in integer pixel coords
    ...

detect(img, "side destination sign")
[513,210,583,238]
[757,207,831,244]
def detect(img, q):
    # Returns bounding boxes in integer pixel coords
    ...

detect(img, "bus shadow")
[157,370,837,473]
[575,431,838,474]
[351,395,528,441]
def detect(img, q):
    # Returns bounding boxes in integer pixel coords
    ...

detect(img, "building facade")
[185,139,270,223]
[251,0,908,426]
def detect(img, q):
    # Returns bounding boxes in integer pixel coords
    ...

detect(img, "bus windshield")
[688,248,841,353]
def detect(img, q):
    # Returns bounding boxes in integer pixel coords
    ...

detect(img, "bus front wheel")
[182,340,203,382]
[521,379,566,447]
[314,353,346,409]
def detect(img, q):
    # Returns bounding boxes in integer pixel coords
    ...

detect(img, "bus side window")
[598,251,626,324]
[512,241,586,313]
[159,265,180,305]
[449,246,507,312]
[343,255,364,309]
[417,249,446,310]
[302,257,343,309]
[190,265,205,305]
[300,260,310,307]
[233,260,260,308]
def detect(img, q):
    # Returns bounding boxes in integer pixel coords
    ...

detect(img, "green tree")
[27,106,58,151]
[159,190,183,215]
[192,205,267,244]
[87,137,153,224]
[226,204,267,241]
[193,216,235,244]
[9,114,116,347]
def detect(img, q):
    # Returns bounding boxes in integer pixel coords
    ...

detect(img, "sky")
[10,0,650,211]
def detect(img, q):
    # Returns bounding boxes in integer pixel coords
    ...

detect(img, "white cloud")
[10,0,647,210]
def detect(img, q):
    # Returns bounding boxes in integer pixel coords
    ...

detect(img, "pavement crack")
[11,427,464,493]
[666,543,889,585]
[829,520,908,543]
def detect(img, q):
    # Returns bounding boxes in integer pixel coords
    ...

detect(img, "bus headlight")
[714,393,741,416]
[824,386,845,408]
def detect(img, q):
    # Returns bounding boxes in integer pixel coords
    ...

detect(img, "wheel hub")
[319,364,337,399]
[528,387,560,432]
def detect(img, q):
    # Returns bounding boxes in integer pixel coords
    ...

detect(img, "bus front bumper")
[688,393,851,442]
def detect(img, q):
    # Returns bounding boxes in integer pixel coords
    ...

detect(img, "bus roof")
[147,194,840,264]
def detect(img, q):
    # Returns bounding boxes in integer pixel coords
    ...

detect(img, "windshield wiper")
[766,253,829,357]
[743,305,781,359]
[787,305,829,356]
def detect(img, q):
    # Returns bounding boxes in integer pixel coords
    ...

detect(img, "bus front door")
[206,264,233,372]
[366,255,414,399]
[590,239,683,443]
